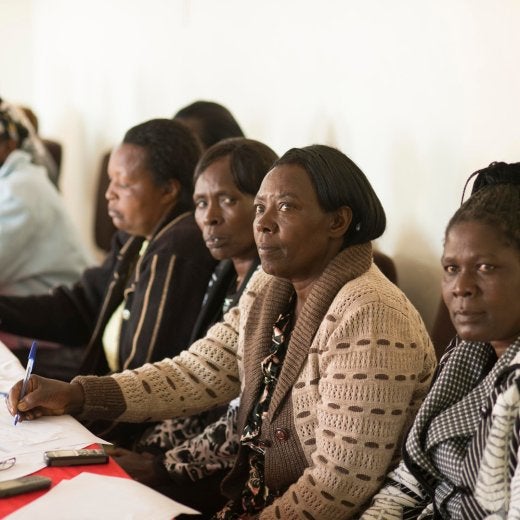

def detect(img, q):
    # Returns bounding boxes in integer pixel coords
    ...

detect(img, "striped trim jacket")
[0,205,216,375]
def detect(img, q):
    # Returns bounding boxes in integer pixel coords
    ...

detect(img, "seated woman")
[111,137,278,516]
[173,100,245,150]
[0,97,92,296]
[8,145,436,520]
[0,118,216,385]
[94,100,245,252]
[361,161,520,518]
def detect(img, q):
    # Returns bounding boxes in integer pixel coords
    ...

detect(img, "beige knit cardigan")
[74,243,436,519]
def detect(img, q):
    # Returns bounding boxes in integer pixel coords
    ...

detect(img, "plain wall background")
[1,0,519,330]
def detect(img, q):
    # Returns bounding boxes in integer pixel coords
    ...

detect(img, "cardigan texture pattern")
[0,206,216,375]
[74,243,436,519]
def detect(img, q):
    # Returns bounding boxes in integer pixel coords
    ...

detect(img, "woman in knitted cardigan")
[8,145,436,519]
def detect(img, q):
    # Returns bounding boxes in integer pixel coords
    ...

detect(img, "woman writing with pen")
[6,145,435,519]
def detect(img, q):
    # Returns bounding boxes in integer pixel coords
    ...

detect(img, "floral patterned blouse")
[214,294,295,519]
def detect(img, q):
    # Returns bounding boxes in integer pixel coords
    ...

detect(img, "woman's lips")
[452,310,486,324]
[205,236,227,248]
[108,209,122,219]
[257,243,280,256]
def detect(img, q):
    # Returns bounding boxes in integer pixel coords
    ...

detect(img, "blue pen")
[14,341,38,426]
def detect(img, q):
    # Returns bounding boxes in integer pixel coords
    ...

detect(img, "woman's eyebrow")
[255,191,299,202]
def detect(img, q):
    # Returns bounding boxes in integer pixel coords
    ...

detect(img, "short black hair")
[174,101,244,150]
[273,144,386,248]
[447,161,520,250]
[123,118,201,209]
[194,137,278,196]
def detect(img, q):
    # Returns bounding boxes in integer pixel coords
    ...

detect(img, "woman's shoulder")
[238,267,272,298]
[148,212,215,265]
[153,211,200,242]
[336,263,410,307]
[331,264,430,334]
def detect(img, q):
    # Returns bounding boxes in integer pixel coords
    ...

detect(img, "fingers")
[6,379,24,417]
[7,376,44,422]
[17,375,47,411]
[7,375,65,420]
[6,376,85,421]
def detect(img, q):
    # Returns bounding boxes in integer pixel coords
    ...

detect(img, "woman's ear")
[162,179,181,204]
[329,206,352,239]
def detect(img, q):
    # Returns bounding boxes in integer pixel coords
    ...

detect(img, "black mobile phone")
[43,448,108,467]
[0,475,52,498]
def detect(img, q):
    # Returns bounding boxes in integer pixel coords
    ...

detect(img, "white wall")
[1,0,519,329]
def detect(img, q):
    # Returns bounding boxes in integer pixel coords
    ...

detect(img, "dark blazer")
[0,205,216,376]
[189,257,260,344]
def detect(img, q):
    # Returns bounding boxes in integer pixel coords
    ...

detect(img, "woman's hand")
[6,375,85,421]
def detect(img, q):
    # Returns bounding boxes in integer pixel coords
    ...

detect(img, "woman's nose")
[452,270,476,298]
[204,203,222,225]
[255,209,276,234]
[105,180,115,200]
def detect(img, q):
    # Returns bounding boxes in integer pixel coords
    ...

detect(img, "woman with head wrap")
[0,97,92,296]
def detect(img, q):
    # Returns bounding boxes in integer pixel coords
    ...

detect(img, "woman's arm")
[7,306,243,425]
[75,306,243,423]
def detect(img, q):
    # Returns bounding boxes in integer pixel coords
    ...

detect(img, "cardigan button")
[122,309,131,320]
[274,428,290,441]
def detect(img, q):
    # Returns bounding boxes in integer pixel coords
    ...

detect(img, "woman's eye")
[194,200,207,209]
[221,197,235,206]
[279,202,290,211]
[478,263,495,272]
[443,265,457,274]
[254,204,264,214]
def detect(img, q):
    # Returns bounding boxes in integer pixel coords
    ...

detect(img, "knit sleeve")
[74,305,243,423]
[260,289,436,519]
[359,461,431,519]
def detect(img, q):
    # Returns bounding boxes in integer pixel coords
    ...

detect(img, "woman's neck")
[293,280,317,320]
[491,339,516,358]
[232,256,257,290]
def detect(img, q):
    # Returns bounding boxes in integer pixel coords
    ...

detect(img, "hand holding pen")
[13,341,38,426]
[6,366,86,423]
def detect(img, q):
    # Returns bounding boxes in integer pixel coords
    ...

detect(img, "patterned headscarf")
[0,97,58,180]
[0,97,30,144]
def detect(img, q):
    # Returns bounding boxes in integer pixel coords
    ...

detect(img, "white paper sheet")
[0,342,108,482]
[0,354,25,394]
[5,473,201,519]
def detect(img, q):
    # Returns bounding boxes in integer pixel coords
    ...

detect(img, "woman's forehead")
[258,164,310,193]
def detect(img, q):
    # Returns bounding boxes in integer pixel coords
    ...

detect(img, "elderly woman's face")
[254,164,343,284]
[106,144,176,238]
[193,156,257,262]
[442,221,520,352]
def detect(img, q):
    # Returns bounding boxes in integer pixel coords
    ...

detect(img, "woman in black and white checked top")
[362,161,520,519]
